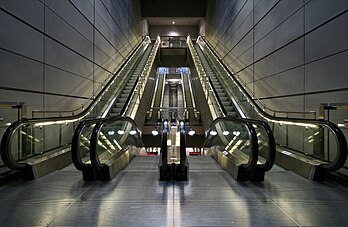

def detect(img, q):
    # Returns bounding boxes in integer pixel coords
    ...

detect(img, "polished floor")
[0,156,347,226]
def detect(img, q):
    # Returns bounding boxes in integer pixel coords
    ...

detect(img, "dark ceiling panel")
[141,0,206,17]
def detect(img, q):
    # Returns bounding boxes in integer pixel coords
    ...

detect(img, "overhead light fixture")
[152,130,159,136]
[172,21,175,24]
[188,129,195,136]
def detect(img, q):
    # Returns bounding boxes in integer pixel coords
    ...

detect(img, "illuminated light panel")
[117,130,125,135]
[188,130,195,136]
[129,130,137,135]
[223,131,229,136]
[152,130,159,136]
[108,130,115,136]
[210,130,217,136]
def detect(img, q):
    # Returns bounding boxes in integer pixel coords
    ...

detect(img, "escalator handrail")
[71,118,102,171]
[199,36,347,172]
[205,116,259,172]
[243,118,276,171]
[179,120,186,171]
[0,37,149,170]
[161,120,168,171]
[89,116,143,172]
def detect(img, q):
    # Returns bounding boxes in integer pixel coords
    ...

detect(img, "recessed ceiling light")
[172,21,175,24]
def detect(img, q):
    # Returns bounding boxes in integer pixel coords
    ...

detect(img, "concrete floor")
[0,156,347,226]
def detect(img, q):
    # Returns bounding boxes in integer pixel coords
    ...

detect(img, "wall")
[0,0,142,119]
[205,0,348,117]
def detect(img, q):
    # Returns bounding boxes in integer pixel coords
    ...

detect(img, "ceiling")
[145,17,203,26]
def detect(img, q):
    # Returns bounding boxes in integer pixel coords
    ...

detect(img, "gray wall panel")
[44,66,93,97]
[70,0,94,24]
[206,0,347,118]
[0,0,44,30]
[45,38,93,78]
[254,8,303,60]
[45,9,93,60]
[0,10,44,61]
[254,0,302,42]
[305,13,348,62]
[305,51,348,92]
[305,0,348,32]
[254,39,304,80]
[0,0,142,118]
[0,49,43,91]
[253,66,304,98]
[45,0,94,42]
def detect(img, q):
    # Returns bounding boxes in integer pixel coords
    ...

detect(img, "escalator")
[0,36,159,180]
[71,36,161,181]
[192,36,347,181]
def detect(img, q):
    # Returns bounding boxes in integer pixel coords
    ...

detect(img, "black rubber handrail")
[89,116,143,173]
[205,116,259,172]
[200,37,347,172]
[161,120,169,171]
[0,38,147,170]
[71,118,102,171]
[179,120,186,171]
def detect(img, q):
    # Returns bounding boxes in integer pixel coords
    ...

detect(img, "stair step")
[120,93,129,98]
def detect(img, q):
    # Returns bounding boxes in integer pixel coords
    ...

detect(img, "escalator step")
[112,107,122,113]
[222,101,231,106]
[109,112,119,117]
[225,106,234,111]
[120,93,129,98]
[118,97,127,102]
[227,111,237,118]
[115,102,125,108]
[217,92,226,97]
